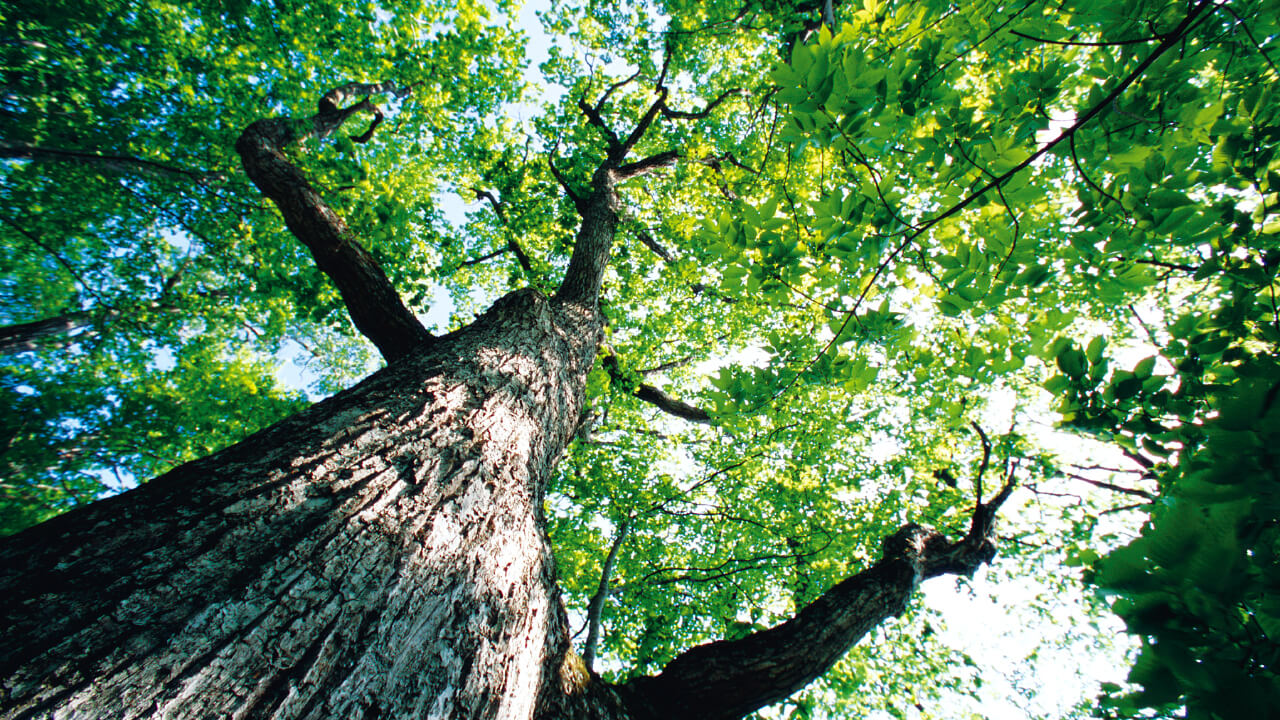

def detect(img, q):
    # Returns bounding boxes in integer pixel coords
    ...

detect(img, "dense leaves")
[2,0,525,521]
[5,0,1279,717]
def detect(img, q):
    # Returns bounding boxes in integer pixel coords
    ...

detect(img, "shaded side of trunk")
[0,311,97,355]
[0,289,600,720]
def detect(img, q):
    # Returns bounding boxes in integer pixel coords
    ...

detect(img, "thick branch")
[623,479,1016,720]
[633,385,713,424]
[602,354,712,423]
[553,169,619,308]
[235,85,432,362]
[615,151,680,180]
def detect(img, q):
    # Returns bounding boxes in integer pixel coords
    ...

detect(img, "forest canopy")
[3,0,1279,717]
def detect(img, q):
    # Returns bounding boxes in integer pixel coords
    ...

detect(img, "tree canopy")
[4,0,1279,717]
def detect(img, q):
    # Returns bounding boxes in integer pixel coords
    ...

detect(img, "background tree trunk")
[0,312,96,355]
[0,289,605,720]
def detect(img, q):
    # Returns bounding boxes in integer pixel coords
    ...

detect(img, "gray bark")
[0,287,604,720]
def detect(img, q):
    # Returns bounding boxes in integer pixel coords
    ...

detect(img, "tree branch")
[0,214,98,304]
[582,518,631,672]
[1212,1,1279,75]
[458,248,507,267]
[547,150,585,212]
[633,226,675,263]
[615,151,680,180]
[0,287,231,356]
[633,384,713,424]
[0,143,224,183]
[552,168,620,308]
[970,421,992,499]
[472,188,536,275]
[473,188,507,223]
[659,89,747,121]
[620,88,671,157]
[637,356,694,375]
[578,97,624,154]
[698,152,759,176]
[1060,471,1155,500]
[602,354,713,423]
[1009,29,1168,46]
[235,83,432,362]
[622,478,1016,720]
[554,72,738,308]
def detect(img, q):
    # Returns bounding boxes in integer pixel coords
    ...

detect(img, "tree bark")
[618,515,1009,720]
[0,80,1016,720]
[0,287,604,720]
[0,311,97,355]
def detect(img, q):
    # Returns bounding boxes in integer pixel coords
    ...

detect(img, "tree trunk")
[0,288,610,720]
[2,81,1019,720]
[0,312,96,355]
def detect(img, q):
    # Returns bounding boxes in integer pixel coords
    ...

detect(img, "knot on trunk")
[882,522,999,582]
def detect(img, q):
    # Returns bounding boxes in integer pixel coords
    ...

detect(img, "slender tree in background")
[2,0,1277,718]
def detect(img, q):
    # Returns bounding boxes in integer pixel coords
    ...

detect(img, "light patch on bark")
[0,289,604,720]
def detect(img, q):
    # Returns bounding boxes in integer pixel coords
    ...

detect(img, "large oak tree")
[3,0,1278,718]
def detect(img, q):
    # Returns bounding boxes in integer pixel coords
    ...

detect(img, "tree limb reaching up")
[235,83,432,362]
[621,475,1017,720]
[582,518,631,672]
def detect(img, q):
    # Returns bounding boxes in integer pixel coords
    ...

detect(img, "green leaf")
[1056,345,1087,379]
[1133,356,1157,380]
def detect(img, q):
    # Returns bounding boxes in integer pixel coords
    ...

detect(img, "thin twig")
[1009,30,1168,47]
[1060,471,1156,500]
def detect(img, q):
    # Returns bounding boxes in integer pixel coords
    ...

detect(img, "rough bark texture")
[1,81,1014,720]
[235,115,432,363]
[619,521,1004,720]
[0,289,602,720]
